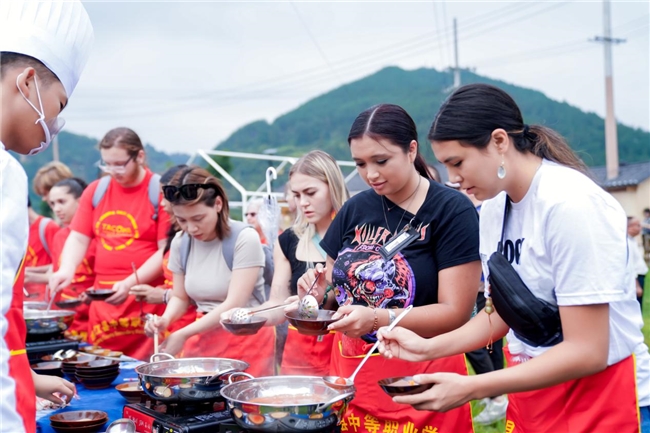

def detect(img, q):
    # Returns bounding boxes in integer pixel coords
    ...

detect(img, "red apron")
[7,260,37,433]
[88,276,165,360]
[504,346,640,433]
[331,333,473,433]
[280,326,334,376]
[161,251,197,334]
[182,313,275,377]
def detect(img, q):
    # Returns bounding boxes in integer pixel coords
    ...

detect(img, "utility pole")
[592,0,625,180]
[453,18,460,89]
[52,135,60,162]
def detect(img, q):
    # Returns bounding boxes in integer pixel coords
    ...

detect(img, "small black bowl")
[31,361,64,377]
[221,316,267,336]
[85,289,114,301]
[378,376,433,397]
[284,310,339,336]
[55,298,82,309]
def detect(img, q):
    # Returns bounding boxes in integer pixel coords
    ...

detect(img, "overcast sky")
[64,0,649,156]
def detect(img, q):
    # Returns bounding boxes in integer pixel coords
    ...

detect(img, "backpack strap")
[39,217,52,257]
[149,173,161,220]
[179,232,191,274]
[91,173,161,221]
[222,221,248,270]
[91,176,111,208]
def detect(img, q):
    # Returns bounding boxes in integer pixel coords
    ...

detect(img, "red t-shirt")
[51,226,96,291]
[26,216,59,267]
[70,170,170,284]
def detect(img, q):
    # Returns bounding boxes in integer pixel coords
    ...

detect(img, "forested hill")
[13,131,188,207]
[216,66,649,188]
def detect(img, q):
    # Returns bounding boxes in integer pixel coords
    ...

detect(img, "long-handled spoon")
[323,305,413,389]
[230,300,299,324]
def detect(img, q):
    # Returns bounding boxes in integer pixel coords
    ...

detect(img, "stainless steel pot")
[134,353,249,403]
[24,301,48,310]
[24,309,75,334]
[220,374,355,432]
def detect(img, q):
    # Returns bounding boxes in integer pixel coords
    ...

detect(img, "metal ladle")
[105,418,136,433]
[230,300,299,325]
[323,305,414,389]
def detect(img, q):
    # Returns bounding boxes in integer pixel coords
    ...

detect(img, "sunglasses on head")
[162,184,218,202]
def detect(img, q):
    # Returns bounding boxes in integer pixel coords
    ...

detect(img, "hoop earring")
[497,156,506,179]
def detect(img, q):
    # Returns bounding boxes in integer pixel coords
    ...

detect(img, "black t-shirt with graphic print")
[320,179,480,341]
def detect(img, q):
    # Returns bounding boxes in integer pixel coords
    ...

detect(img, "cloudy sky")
[64,1,649,156]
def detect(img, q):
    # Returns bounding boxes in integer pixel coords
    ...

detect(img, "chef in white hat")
[0,1,93,431]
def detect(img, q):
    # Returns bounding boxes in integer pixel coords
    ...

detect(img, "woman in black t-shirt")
[298,104,481,432]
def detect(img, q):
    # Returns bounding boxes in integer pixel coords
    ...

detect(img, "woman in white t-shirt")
[145,166,275,376]
[377,83,650,433]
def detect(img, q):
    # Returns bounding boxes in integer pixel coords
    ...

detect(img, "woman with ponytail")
[297,104,480,432]
[378,83,650,433]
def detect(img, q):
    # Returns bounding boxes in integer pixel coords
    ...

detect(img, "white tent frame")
[188,149,358,220]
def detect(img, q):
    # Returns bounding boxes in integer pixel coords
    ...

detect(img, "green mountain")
[216,66,650,189]
[13,130,188,211]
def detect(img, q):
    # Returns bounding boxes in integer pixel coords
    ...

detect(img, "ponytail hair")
[429,84,588,175]
[348,104,432,179]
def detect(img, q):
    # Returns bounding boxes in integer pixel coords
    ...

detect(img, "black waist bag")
[487,198,563,348]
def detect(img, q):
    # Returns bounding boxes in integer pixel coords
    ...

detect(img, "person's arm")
[328,260,481,338]
[161,266,261,355]
[24,265,52,284]
[144,271,190,339]
[49,231,90,293]
[388,304,609,412]
[106,242,164,305]
[31,370,75,405]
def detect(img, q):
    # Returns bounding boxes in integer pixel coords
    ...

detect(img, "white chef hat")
[0,0,94,97]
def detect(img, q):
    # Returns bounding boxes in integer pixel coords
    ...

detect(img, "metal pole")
[52,135,60,162]
[453,18,460,89]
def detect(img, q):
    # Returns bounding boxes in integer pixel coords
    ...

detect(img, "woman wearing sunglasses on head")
[129,165,197,334]
[224,150,349,376]
[50,127,169,360]
[145,167,275,376]
[297,104,480,432]
[377,84,650,433]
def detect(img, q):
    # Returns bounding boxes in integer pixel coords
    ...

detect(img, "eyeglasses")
[162,184,218,202]
[245,212,257,217]
[97,155,135,174]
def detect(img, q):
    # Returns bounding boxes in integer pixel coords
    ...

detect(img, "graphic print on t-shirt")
[332,222,428,311]
[94,210,140,251]
[497,237,525,265]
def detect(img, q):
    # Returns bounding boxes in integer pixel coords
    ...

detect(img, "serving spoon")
[323,305,413,389]
[230,300,299,324]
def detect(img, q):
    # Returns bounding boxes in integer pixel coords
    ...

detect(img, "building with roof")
[589,161,650,220]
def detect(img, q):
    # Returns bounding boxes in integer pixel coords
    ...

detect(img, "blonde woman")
[225,150,349,375]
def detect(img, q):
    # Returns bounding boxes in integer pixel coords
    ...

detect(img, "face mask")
[16,74,65,156]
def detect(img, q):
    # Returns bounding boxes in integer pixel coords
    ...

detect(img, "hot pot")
[23,309,75,335]
[220,374,355,432]
[134,353,249,403]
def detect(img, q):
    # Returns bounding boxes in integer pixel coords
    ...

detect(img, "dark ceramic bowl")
[76,372,120,389]
[31,361,64,377]
[50,410,108,428]
[85,289,114,301]
[115,381,148,404]
[55,298,83,309]
[221,316,268,336]
[50,420,106,433]
[377,376,433,397]
[76,359,120,370]
[284,309,339,336]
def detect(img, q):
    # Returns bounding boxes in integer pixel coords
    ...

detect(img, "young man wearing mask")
[0,2,93,431]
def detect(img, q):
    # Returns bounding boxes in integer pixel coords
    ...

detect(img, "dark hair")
[0,52,58,87]
[160,164,188,185]
[644,208,650,214]
[169,166,231,240]
[99,127,145,158]
[347,104,432,179]
[27,196,32,208]
[52,177,87,199]
[429,84,588,175]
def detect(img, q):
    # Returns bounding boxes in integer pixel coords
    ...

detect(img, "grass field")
[471,270,650,433]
